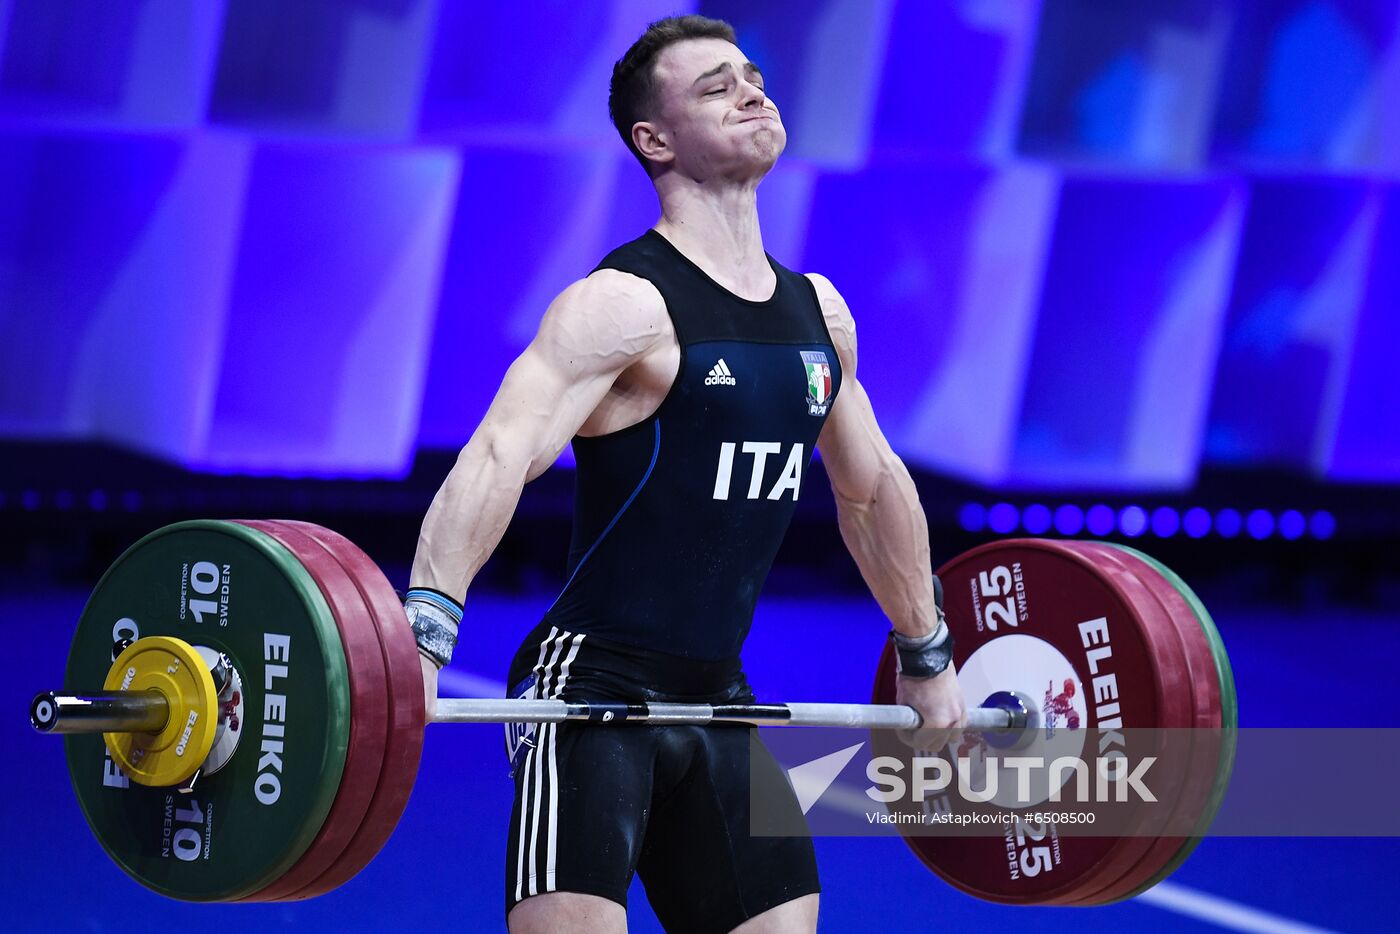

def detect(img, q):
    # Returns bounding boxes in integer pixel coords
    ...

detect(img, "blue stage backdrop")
[1,0,1397,487]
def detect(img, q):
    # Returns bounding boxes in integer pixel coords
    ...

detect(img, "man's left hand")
[895,664,966,753]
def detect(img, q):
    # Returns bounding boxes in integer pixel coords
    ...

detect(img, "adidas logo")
[704,358,737,387]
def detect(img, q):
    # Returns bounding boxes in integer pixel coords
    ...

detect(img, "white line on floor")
[1136,881,1341,934]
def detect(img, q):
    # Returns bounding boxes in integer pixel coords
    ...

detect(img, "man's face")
[644,37,785,179]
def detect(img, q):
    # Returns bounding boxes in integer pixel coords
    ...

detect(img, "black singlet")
[536,229,842,661]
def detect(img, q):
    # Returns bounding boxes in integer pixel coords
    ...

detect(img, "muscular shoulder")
[805,272,857,375]
[536,269,671,374]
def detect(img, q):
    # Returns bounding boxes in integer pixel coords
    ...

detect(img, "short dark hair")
[608,15,738,171]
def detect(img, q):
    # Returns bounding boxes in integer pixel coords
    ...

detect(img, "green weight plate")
[63,520,350,901]
[1104,544,1237,902]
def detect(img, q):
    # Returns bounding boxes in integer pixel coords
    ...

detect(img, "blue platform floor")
[5,586,1395,932]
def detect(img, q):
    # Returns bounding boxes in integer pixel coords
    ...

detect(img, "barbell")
[29,518,1235,906]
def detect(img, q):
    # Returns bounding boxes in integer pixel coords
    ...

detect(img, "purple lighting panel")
[0,130,249,462]
[802,161,1058,484]
[198,142,460,476]
[0,0,225,128]
[1326,183,1400,481]
[209,0,438,138]
[1205,177,1385,477]
[1010,175,1246,490]
[871,0,1041,159]
[420,0,688,142]
[1212,0,1400,172]
[1020,0,1232,169]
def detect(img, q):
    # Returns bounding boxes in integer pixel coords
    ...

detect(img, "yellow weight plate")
[102,636,218,787]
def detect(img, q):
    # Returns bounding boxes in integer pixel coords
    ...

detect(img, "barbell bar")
[32,689,1022,734]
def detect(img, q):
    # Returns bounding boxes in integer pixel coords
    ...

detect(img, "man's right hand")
[895,664,966,753]
[420,653,439,725]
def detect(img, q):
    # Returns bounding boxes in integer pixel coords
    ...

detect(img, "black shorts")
[503,622,820,932]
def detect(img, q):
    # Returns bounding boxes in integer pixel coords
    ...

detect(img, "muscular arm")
[410,271,666,602]
[809,273,937,639]
[809,272,965,739]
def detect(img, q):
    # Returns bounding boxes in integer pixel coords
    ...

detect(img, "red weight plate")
[233,520,389,901]
[1031,542,1196,905]
[1115,544,1237,901]
[871,539,1193,905]
[275,520,424,900]
[1060,542,1221,906]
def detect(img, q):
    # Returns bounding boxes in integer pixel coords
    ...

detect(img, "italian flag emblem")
[802,350,832,411]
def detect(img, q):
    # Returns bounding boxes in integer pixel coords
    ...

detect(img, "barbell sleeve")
[30,691,170,735]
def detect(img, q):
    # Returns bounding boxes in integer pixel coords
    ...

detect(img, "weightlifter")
[403,16,966,933]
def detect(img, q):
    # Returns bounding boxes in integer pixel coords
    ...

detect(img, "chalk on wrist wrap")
[404,588,461,669]
[891,573,954,679]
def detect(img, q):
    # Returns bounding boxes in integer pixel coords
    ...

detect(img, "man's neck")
[653,177,772,300]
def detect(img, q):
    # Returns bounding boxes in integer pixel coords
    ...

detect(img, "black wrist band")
[892,573,954,678]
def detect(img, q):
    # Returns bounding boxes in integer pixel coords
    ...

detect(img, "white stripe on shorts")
[514,627,562,903]
[543,633,585,891]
